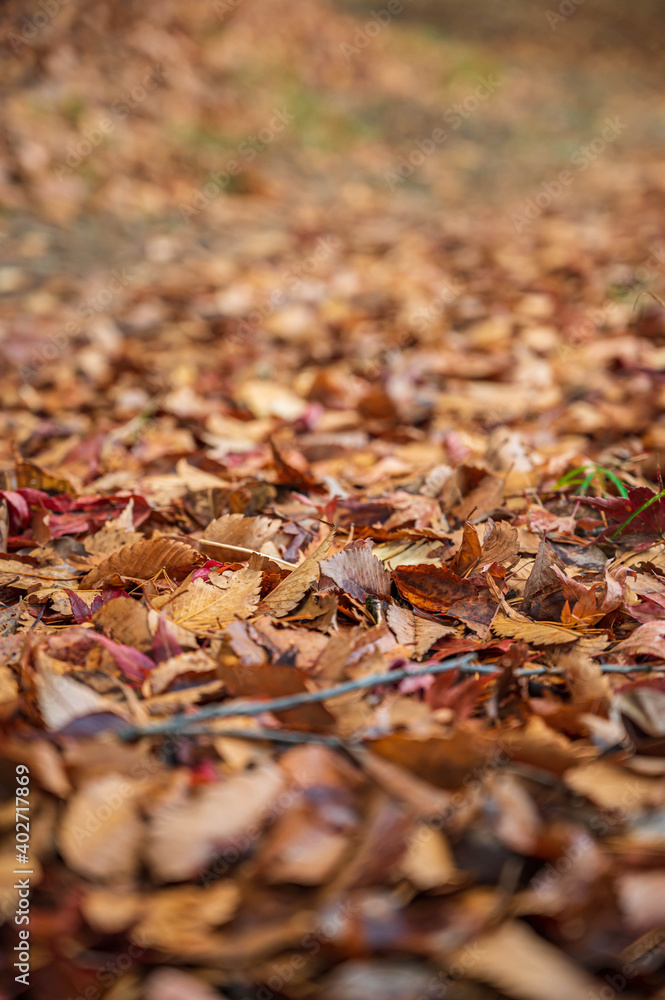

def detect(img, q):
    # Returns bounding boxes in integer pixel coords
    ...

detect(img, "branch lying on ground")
[119,655,664,741]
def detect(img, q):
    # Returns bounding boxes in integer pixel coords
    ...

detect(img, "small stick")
[120,653,479,740]
[118,655,665,741]
[210,727,349,746]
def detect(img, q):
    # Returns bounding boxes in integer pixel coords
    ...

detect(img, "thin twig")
[119,655,665,742]
[209,727,349,746]
[119,653,479,740]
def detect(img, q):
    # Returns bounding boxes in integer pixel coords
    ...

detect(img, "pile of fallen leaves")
[3,0,665,998]
[3,413,665,999]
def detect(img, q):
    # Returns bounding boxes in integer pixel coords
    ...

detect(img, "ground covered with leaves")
[2,1,665,998]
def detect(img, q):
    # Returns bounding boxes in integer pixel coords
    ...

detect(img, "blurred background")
[1,0,665,471]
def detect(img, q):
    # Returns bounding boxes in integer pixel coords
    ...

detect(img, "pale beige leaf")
[36,669,129,731]
[164,566,262,633]
[492,611,580,645]
[453,919,603,1000]
[59,774,143,881]
[202,513,281,550]
[399,826,456,889]
[259,528,335,617]
[81,537,202,587]
[146,764,285,881]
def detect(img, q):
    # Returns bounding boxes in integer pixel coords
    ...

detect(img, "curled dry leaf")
[81,537,204,588]
[453,919,603,1000]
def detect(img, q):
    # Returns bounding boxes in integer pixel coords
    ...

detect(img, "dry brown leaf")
[350,745,455,820]
[385,604,455,658]
[198,538,293,569]
[258,807,350,885]
[92,595,153,651]
[59,773,143,881]
[36,668,130,731]
[163,566,262,633]
[143,968,228,1000]
[146,649,219,695]
[520,538,567,622]
[481,518,520,568]
[259,527,335,616]
[453,919,604,1000]
[399,825,457,890]
[0,555,78,589]
[564,760,665,810]
[202,513,282,550]
[0,664,19,718]
[617,871,665,931]
[492,611,580,645]
[81,537,203,588]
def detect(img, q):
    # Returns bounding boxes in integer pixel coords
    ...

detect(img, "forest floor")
[2,1,665,998]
